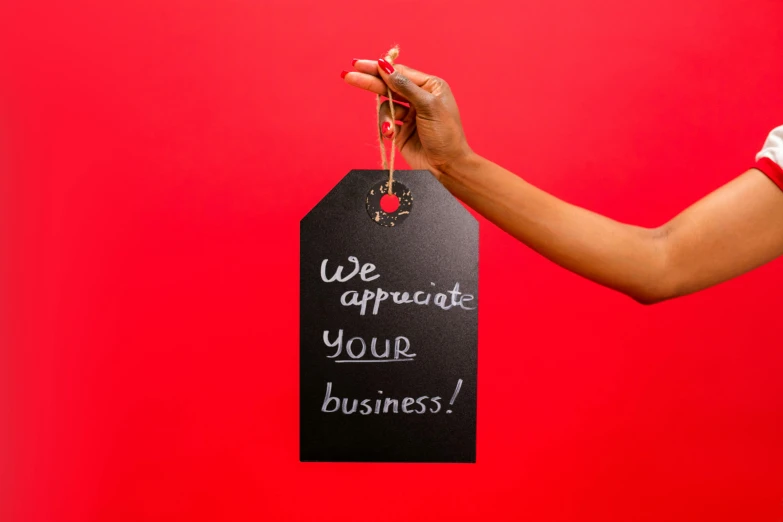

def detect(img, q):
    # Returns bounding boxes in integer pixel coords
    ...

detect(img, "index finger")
[352,59,433,86]
[342,70,411,103]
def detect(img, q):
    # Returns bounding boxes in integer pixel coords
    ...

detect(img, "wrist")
[439,149,484,181]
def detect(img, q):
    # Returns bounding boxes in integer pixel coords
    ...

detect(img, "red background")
[3,1,783,521]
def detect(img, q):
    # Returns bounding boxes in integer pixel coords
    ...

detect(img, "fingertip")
[340,70,348,79]
[378,57,395,75]
[381,121,396,140]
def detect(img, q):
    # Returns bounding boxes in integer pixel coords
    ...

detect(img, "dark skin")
[342,55,783,304]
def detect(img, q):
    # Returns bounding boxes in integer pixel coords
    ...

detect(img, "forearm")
[438,153,669,303]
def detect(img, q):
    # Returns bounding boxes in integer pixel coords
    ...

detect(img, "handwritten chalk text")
[339,282,474,316]
[323,330,416,362]
[321,382,442,414]
[321,257,380,283]
[320,256,476,316]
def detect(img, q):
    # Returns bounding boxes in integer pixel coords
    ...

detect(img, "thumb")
[377,58,435,116]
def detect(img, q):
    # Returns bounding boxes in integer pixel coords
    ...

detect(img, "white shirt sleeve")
[756,125,783,166]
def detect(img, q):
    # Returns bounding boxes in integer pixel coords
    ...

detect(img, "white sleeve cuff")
[755,125,783,165]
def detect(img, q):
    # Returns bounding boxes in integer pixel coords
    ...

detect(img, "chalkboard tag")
[300,170,478,463]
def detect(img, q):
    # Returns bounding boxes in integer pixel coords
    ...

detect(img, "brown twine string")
[377,46,399,196]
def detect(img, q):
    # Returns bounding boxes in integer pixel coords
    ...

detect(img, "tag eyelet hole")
[380,194,400,213]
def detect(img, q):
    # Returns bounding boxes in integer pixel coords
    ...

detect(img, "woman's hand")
[342,55,474,178]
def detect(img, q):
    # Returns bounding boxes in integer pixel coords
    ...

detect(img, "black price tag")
[300,170,478,462]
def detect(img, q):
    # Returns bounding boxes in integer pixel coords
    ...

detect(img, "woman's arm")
[440,154,783,304]
[343,57,783,304]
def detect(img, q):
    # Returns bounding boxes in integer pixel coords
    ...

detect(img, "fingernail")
[378,58,395,74]
[340,70,348,79]
[382,121,391,135]
[351,58,358,66]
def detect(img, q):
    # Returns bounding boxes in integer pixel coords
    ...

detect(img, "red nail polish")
[382,121,391,134]
[378,58,395,74]
[351,58,358,66]
[340,70,348,79]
